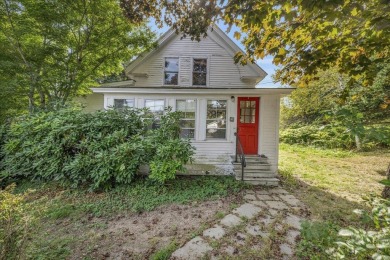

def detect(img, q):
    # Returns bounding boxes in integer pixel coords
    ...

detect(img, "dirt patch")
[68,196,242,259]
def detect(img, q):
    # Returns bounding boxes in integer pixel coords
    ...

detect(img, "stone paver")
[203,225,225,240]
[243,194,257,201]
[257,194,276,201]
[171,236,212,260]
[172,187,306,259]
[265,200,289,210]
[220,214,242,227]
[233,203,262,219]
[250,200,267,207]
[286,229,300,245]
[279,194,301,206]
[285,214,303,230]
[280,243,294,256]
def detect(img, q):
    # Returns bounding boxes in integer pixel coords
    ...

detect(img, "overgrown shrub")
[328,196,390,259]
[0,107,194,190]
[280,124,390,150]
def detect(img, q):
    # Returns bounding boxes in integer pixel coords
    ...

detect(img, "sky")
[147,20,282,88]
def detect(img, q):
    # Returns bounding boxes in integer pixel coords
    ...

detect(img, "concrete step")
[242,178,279,186]
[233,164,271,170]
[234,172,277,178]
[231,155,268,164]
[235,168,275,174]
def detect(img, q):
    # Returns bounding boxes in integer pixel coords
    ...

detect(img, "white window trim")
[162,57,180,86]
[191,57,209,87]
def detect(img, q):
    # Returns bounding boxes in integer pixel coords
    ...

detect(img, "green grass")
[150,240,179,260]
[279,143,389,259]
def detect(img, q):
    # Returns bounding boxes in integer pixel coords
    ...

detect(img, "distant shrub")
[280,124,390,150]
[0,107,194,190]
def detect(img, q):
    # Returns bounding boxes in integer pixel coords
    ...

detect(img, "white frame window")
[192,58,208,86]
[206,100,227,139]
[144,99,165,128]
[164,57,179,85]
[176,99,196,139]
[113,99,135,109]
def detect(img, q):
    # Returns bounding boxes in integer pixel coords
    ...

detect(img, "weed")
[150,240,178,260]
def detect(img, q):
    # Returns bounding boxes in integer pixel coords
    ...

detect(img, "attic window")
[193,59,207,86]
[164,57,179,85]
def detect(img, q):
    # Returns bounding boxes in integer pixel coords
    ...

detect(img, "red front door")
[237,97,259,154]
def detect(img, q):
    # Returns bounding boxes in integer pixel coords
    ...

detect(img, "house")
[80,26,293,185]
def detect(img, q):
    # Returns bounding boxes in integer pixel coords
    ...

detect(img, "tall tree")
[0,0,155,111]
[121,0,390,86]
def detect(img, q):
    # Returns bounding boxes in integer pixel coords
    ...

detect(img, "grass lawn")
[4,176,246,259]
[278,143,390,259]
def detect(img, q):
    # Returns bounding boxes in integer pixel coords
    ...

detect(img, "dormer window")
[164,57,179,85]
[193,58,207,86]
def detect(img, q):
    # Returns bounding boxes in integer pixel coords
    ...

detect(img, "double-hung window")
[176,99,196,139]
[206,100,227,139]
[164,57,179,85]
[114,99,134,109]
[193,59,207,86]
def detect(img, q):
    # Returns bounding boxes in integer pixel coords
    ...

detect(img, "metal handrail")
[234,132,246,181]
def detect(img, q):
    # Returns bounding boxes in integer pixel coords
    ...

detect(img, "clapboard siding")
[258,95,280,172]
[131,32,258,88]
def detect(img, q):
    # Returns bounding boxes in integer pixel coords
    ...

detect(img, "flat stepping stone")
[280,243,294,256]
[220,214,242,227]
[243,194,257,201]
[233,203,262,219]
[285,214,302,230]
[257,194,275,201]
[256,190,270,195]
[265,200,289,210]
[279,194,301,206]
[286,229,301,245]
[171,236,212,260]
[245,224,269,238]
[234,232,247,245]
[258,214,274,226]
[269,188,289,194]
[250,200,267,207]
[203,225,225,240]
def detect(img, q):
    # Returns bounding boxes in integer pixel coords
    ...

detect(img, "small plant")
[327,196,390,259]
[150,240,178,260]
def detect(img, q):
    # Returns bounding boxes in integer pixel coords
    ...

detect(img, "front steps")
[232,155,279,186]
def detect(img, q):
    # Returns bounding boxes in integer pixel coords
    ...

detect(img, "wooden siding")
[130,32,259,88]
[74,93,104,112]
[258,95,280,172]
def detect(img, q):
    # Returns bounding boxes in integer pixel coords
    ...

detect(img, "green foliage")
[280,124,390,150]
[150,240,179,260]
[0,108,194,190]
[328,197,390,259]
[0,184,35,260]
[0,0,155,112]
[296,221,339,260]
[121,0,390,87]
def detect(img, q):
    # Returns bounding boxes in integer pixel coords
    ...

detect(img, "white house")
[80,26,293,185]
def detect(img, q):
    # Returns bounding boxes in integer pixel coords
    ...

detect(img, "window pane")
[193,59,207,72]
[114,99,134,109]
[176,99,196,139]
[145,99,165,114]
[164,72,178,85]
[180,129,195,139]
[165,58,179,72]
[193,72,206,85]
[206,129,226,139]
[206,99,227,139]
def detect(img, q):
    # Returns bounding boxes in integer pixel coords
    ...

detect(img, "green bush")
[280,124,390,150]
[328,196,390,259]
[0,107,194,190]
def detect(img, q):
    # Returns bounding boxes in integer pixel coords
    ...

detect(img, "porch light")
[231,96,235,102]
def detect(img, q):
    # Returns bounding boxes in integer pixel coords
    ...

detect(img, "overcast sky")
[148,20,282,88]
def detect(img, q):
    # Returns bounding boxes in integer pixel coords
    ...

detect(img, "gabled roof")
[125,25,267,82]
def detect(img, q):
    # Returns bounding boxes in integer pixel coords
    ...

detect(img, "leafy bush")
[328,196,390,259]
[0,184,35,260]
[280,124,390,150]
[0,107,194,190]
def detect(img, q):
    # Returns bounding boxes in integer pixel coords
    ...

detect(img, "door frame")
[237,97,260,155]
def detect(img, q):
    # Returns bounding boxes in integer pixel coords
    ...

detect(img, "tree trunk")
[354,134,361,150]
[382,163,390,199]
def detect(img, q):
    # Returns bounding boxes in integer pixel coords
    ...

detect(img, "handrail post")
[235,133,238,163]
